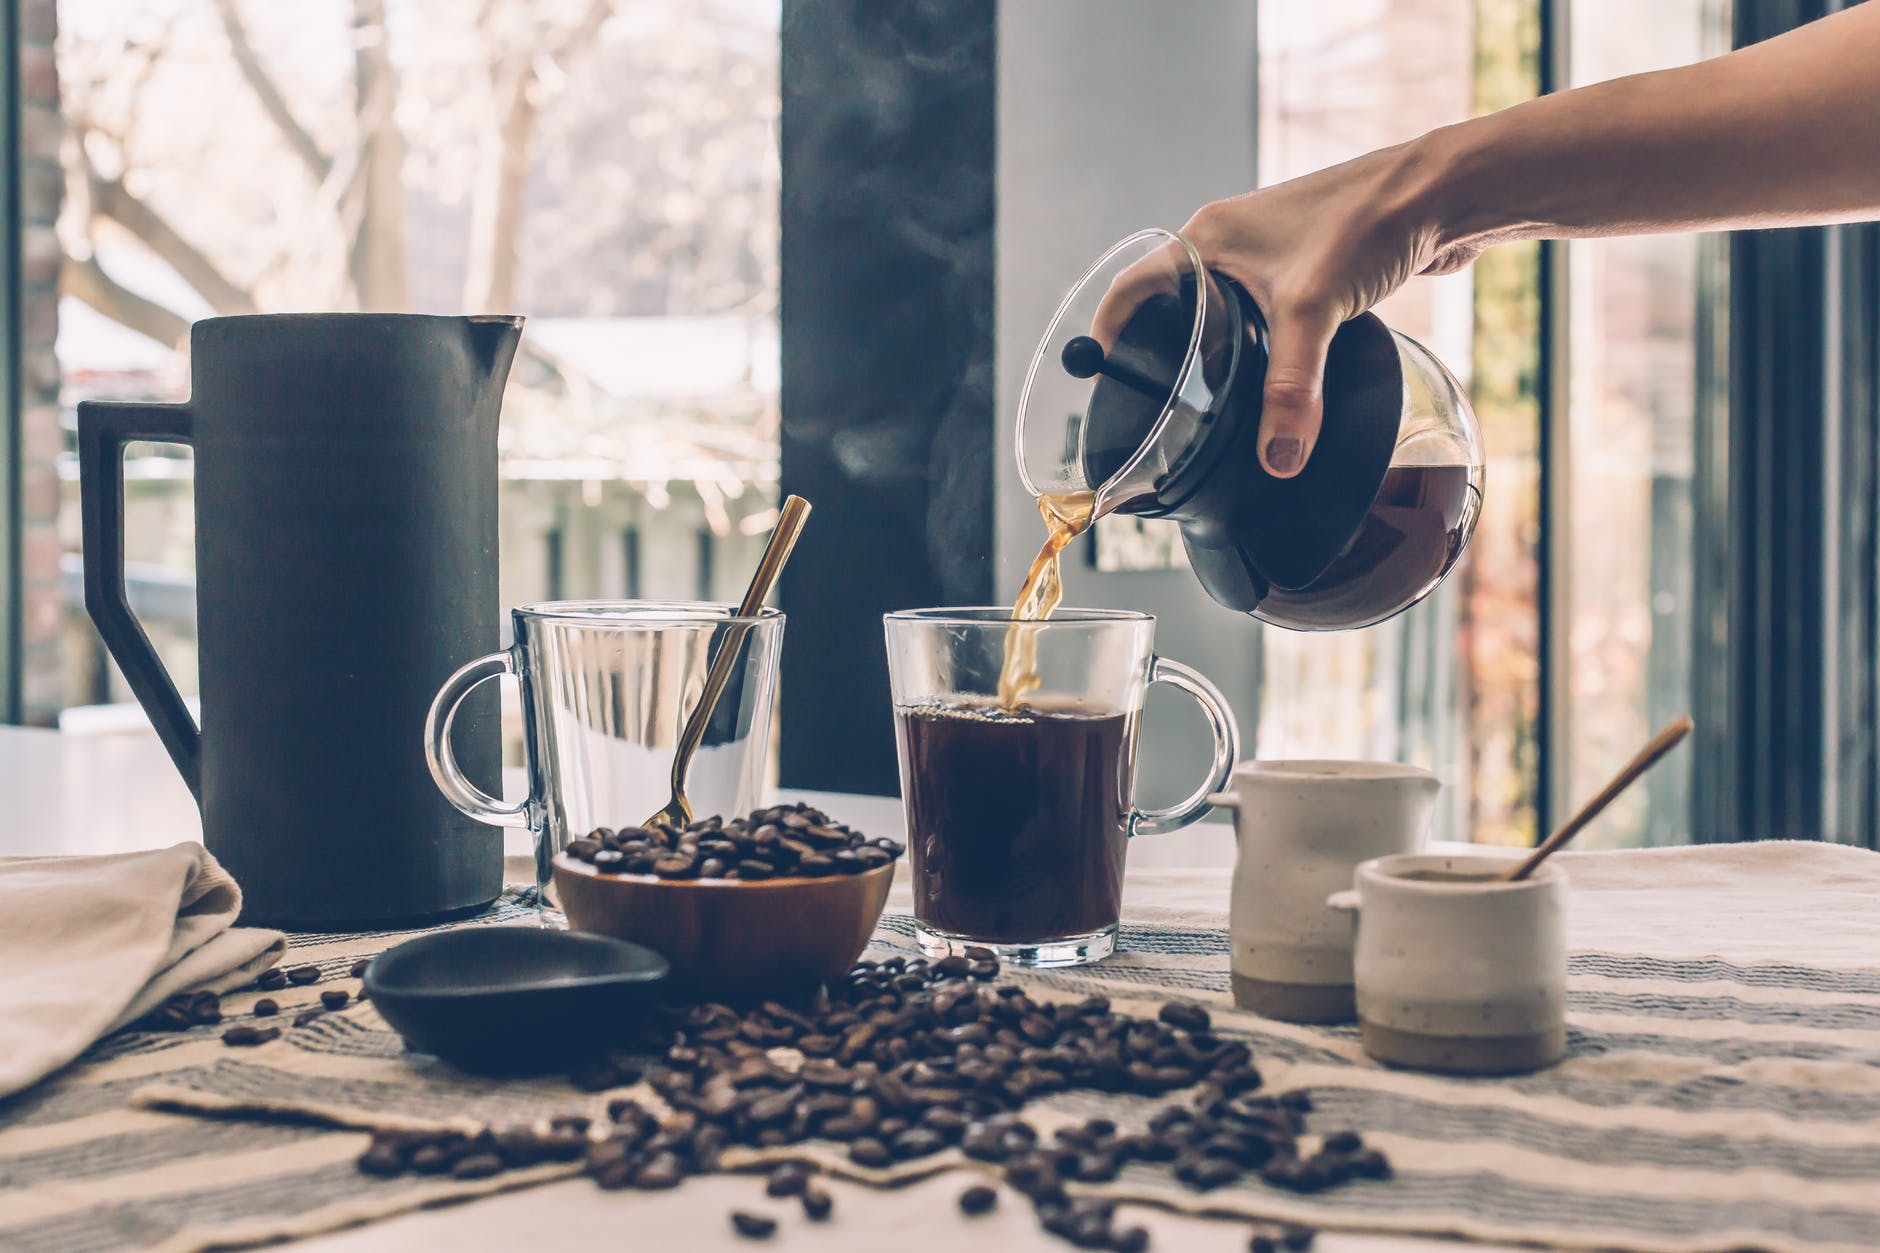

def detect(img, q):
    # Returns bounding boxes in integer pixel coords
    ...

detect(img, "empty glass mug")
[884,608,1238,966]
[426,601,784,908]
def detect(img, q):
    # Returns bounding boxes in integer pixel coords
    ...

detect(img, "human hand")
[1097,138,1472,477]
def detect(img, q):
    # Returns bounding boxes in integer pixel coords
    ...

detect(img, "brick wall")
[18,0,64,724]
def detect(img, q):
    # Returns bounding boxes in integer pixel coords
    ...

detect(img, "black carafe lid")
[1069,274,1404,592]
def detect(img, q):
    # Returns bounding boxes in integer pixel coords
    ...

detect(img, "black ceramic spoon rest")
[364,926,669,1075]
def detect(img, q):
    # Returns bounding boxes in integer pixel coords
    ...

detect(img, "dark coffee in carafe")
[1019,228,1486,631]
[897,700,1135,944]
[1250,463,1480,630]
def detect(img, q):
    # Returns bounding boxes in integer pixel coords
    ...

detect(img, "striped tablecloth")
[1,841,1877,1253]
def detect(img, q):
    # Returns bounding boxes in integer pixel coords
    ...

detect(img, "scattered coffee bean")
[293,1009,325,1027]
[253,998,279,1017]
[254,968,288,992]
[848,1137,892,1169]
[1346,1147,1393,1180]
[321,989,350,1010]
[765,1163,812,1197]
[220,1025,279,1047]
[801,1186,833,1220]
[959,1184,999,1215]
[356,1144,404,1177]
[1113,1226,1150,1253]
[451,1153,504,1180]
[137,989,223,1032]
[635,1155,685,1189]
[1250,1236,1279,1253]
[286,965,322,986]
[1158,1001,1210,1033]
[350,958,372,979]
[345,954,1396,1252]
[135,997,193,1032]
[729,1212,777,1239]
[408,1142,456,1175]
[1281,1225,1318,1251]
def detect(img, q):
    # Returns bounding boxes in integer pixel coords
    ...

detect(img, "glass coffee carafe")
[1016,228,1484,630]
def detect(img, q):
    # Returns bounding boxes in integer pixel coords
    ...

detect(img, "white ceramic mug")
[1329,850,1568,1075]
[1208,760,1440,1023]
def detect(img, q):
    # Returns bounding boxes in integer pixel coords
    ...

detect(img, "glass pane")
[51,1,781,764]
[1255,0,1543,845]
[1563,0,1729,846]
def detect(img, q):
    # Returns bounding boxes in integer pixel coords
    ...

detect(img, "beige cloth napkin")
[0,842,285,1097]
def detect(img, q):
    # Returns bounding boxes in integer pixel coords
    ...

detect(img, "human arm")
[1165,3,1880,476]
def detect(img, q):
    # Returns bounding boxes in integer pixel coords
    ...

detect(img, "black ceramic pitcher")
[78,313,522,928]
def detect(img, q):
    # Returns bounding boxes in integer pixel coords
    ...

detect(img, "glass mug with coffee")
[884,608,1238,967]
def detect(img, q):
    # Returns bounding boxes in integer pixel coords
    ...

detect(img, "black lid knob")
[1061,334,1172,398]
[1061,335,1107,379]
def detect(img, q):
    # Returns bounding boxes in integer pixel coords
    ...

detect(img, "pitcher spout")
[466,315,525,380]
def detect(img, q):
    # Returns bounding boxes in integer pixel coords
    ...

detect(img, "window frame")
[0,0,23,724]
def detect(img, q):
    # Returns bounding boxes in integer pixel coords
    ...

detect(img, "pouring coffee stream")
[644,495,811,829]
[997,491,1096,709]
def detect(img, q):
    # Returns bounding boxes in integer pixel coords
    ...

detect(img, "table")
[0,724,1482,1253]
[17,725,1879,1253]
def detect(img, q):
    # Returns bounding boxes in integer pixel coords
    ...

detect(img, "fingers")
[1090,240,1188,348]
[1257,301,1340,478]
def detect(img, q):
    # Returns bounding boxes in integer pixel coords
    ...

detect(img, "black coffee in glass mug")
[884,609,1237,968]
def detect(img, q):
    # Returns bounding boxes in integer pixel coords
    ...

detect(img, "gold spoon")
[644,495,812,830]
[1500,715,1693,882]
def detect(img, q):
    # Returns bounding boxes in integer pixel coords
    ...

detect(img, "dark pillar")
[777,0,997,794]
[1693,0,1880,847]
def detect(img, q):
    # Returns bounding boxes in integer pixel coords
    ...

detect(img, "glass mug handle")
[424,649,530,829]
[1130,656,1241,837]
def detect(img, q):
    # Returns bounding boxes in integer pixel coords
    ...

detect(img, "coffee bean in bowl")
[553,804,900,1001]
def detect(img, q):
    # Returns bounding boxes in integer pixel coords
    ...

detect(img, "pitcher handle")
[1130,656,1241,837]
[77,400,202,801]
[425,649,530,828]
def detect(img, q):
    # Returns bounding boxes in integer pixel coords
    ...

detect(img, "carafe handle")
[1130,656,1240,837]
[77,401,202,801]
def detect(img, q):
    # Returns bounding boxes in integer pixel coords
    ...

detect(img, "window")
[1561,0,1730,846]
[47,0,780,734]
[1253,0,1728,845]
[1254,0,1543,845]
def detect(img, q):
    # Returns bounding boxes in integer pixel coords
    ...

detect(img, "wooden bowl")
[552,856,895,1000]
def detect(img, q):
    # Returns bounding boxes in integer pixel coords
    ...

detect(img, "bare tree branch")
[463,57,534,312]
[212,0,332,182]
[62,254,191,349]
[347,0,408,310]
[85,167,257,316]
[464,0,616,312]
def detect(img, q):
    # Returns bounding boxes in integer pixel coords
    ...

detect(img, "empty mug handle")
[425,649,529,828]
[1130,657,1241,837]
